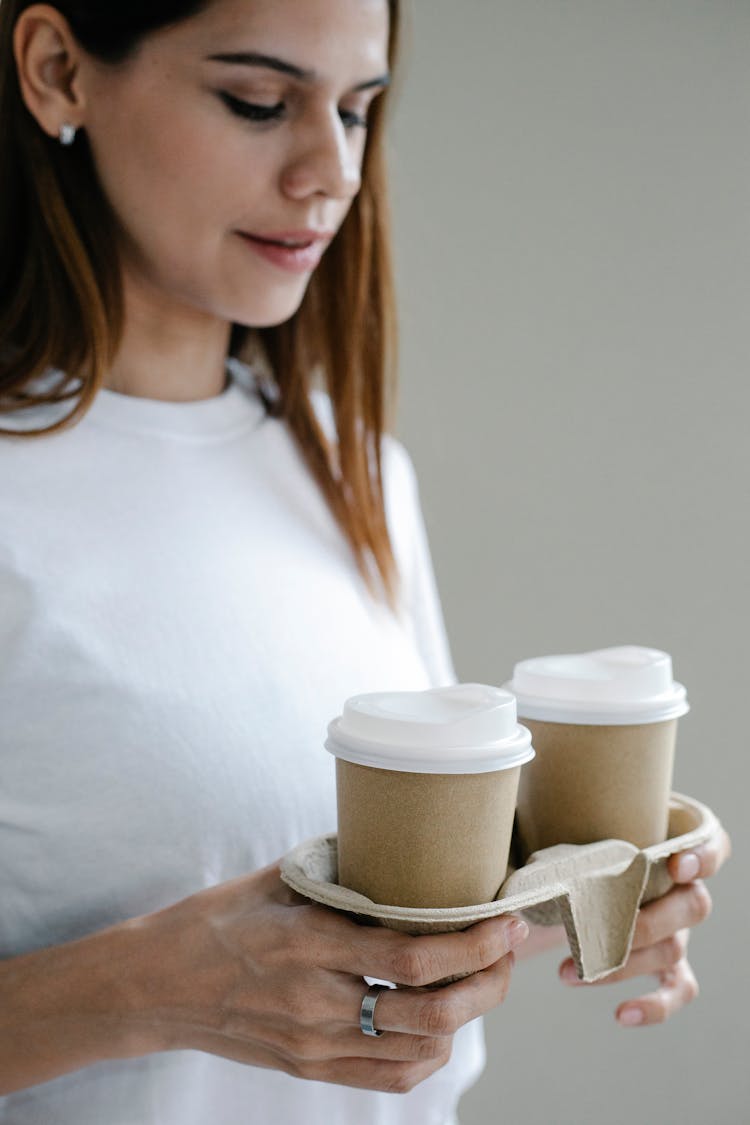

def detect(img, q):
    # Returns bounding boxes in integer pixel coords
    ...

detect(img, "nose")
[280,107,362,202]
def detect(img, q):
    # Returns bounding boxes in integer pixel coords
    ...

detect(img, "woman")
[0,1,730,1123]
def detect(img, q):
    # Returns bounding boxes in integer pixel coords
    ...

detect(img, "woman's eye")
[219,92,285,123]
[218,91,367,130]
[339,108,368,130]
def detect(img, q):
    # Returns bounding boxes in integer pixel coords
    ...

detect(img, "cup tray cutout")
[280,793,719,982]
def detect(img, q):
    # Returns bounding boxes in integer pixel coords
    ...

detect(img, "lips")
[266,237,308,248]
[252,231,325,248]
[238,229,334,274]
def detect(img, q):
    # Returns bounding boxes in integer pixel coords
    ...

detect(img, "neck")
[103,276,233,402]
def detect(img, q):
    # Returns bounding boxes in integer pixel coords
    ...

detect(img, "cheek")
[88,100,252,253]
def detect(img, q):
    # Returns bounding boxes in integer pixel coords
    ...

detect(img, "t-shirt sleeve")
[382,436,457,688]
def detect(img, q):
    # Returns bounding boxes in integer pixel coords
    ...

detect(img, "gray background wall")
[390,3,748,1122]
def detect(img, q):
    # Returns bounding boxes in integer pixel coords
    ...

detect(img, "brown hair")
[0,0,401,604]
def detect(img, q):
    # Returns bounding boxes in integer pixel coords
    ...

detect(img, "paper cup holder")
[280,792,720,982]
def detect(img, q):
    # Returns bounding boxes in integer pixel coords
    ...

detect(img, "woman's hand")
[0,863,528,1097]
[558,824,731,1026]
[129,865,528,1093]
[0,862,529,1095]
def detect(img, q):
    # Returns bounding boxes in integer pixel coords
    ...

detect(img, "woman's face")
[78,0,390,328]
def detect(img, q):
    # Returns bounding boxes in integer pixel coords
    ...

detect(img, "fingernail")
[560,961,580,983]
[618,1007,644,1027]
[508,919,529,947]
[559,958,589,985]
[677,853,700,881]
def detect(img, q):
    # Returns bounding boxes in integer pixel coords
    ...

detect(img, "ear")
[13,4,87,141]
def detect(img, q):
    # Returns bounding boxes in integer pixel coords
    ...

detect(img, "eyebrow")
[207,52,390,92]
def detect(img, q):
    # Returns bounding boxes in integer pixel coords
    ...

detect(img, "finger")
[560,931,689,987]
[321,913,529,988]
[615,957,699,1027]
[630,881,711,951]
[300,1053,452,1095]
[262,1020,455,1065]
[186,1028,451,1093]
[668,826,732,883]
[204,978,453,1066]
[366,952,516,1037]
[331,1027,454,1063]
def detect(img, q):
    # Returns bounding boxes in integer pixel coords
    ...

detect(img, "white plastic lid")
[325,684,534,774]
[504,646,690,725]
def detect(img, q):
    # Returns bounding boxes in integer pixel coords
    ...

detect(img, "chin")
[231,287,311,331]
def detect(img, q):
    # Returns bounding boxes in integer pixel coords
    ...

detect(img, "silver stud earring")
[58,123,77,146]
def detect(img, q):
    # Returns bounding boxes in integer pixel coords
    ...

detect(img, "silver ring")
[360,984,388,1037]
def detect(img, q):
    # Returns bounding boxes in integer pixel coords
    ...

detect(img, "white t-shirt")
[0,362,484,1125]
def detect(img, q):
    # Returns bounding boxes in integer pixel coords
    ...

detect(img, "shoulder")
[380,436,429,599]
[308,389,424,567]
[381,433,418,492]
[308,389,418,493]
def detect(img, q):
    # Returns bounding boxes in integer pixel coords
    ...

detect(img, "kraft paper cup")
[326,685,534,908]
[505,646,689,857]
